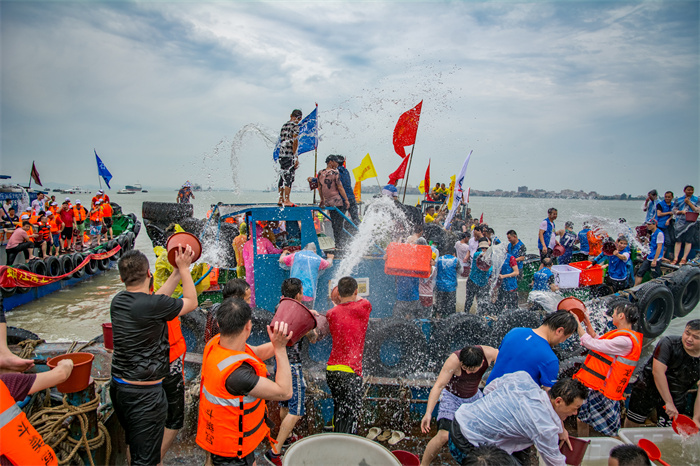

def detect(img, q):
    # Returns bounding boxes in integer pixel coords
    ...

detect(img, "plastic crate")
[569,261,604,287]
[384,242,433,278]
[551,264,581,289]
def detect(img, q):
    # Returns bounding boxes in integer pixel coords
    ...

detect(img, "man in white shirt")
[449,371,587,466]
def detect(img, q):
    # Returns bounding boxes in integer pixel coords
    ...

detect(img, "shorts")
[677,222,698,243]
[211,452,255,466]
[103,217,113,228]
[606,275,628,292]
[90,222,102,236]
[436,389,483,424]
[75,221,85,234]
[52,234,60,248]
[279,363,306,416]
[61,227,73,240]
[163,356,185,430]
[636,259,661,279]
[626,379,689,427]
[577,389,621,436]
[278,157,296,188]
[110,379,167,466]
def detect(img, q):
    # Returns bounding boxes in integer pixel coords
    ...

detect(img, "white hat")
[51,202,58,206]
[76,199,81,204]
[97,189,104,194]
[24,207,31,211]
[20,214,30,220]
[47,211,54,216]
[65,197,71,202]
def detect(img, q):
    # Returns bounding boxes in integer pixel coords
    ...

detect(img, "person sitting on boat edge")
[110,247,198,466]
[265,278,321,466]
[573,303,642,437]
[5,221,38,265]
[196,298,293,466]
[634,219,664,286]
[670,184,699,265]
[531,257,559,293]
[420,345,499,466]
[449,372,587,466]
[624,319,700,430]
[589,236,632,292]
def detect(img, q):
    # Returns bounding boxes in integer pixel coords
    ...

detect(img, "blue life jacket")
[508,239,525,258]
[469,250,490,287]
[656,200,674,229]
[290,250,323,300]
[648,229,665,261]
[577,229,590,254]
[608,247,631,281]
[436,255,461,292]
[539,219,555,251]
[493,236,502,245]
[500,254,518,292]
[532,268,554,291]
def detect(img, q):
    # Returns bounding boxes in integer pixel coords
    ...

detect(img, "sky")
[1,0,698,196]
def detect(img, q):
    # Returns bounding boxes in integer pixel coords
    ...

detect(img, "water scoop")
[559,436,590,466]
[166,232,202,267]
[637,439,670,466]
[552,244,566,257]
[672,414,699,436]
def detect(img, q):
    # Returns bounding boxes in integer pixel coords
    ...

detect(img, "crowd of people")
[2,190,115,265]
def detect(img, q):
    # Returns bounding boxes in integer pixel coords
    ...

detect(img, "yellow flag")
[418,179,426,194]
[352,153,378,182]
[447,175,456,209]
[353,180,361,202]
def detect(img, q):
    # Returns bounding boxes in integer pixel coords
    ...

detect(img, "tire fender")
[634,282,674,338]
[364,318,429,377]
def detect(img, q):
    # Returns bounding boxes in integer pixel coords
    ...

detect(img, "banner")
[392,101,423,158]
[30,162,43,186]
[444,150,473,229]
[447,175,456,210]
[95,150,113,189]
[418,179,426,194]
[352,153,378,182]
[0,246,120,288]
[388,154,410,185]
[423,159,430,198]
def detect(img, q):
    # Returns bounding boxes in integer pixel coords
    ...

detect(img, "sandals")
[369,428,405,445]
[388,430,406,445]
[376,429,392,442]
[680,259,688,265]
[366,427,381,440]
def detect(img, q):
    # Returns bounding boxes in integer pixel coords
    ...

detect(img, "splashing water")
[527,290,566,313]
[484,242,508,294]
[569,213,648,256]
[198,222,234,268]
[333,196,407,280]
[229,124,279,195]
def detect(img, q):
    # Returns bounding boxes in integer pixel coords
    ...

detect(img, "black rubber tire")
[428,314,491,373]
[142,201,193,225]
[43,256,61,277]
[180,309,207,353]
[179,217,204,237]
[6,327,39,345]
[127,213,137,225]
[364,318,429,377]
[59,254,74,280]
[635,282,674,338]
[488,309,542,348]
[72,253,85,278]
[83,254,97,275]
[15,264,31,294]
[105,240,119,261]
[97,257,110,271]
[1,286,16,297]
[666,267,700,318]
[28,259,48,277]
[132,220,141,238]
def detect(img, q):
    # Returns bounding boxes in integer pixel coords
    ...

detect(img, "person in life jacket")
[88,201,103,248]
[590,236,632,292]
[100,201,113,241]
[573,303,643,437]
[0,357,74,466]
[47,211,63,256]
[72,200,88,251]
[34,211,51,258]
[196,298,293,465]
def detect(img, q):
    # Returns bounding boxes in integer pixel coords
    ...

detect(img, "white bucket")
[552,265,581,289]
[282,433,402,465]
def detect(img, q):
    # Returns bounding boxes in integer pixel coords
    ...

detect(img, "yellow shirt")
[425,213,436,223]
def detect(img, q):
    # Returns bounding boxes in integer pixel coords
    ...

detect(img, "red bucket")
[392,450,420,466]
[560,436,590,466]
[102,323,113,351]
[602,241,617,256]
[47,352,95,393]
[552,244,566,257]
[686,211,699,222]
[271,298,317,346]
[166,232,202,267]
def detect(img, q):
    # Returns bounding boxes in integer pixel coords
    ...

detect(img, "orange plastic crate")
[569,261,604,287]
[384,242,433,278]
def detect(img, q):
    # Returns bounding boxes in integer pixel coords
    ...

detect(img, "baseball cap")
[20,214,30,220]
[76,200,82,204]
[65,197,71,202]
[644,219,658,226]
[51,202,58,206]
[382,184,399,198]
[97,189,104,194]
[47,211,54,216]
[24,207,31,212]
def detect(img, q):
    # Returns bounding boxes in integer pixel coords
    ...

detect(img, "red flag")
[424,159,431,198]
[388,155,410,185]
[30,162,42,186]
[392,101,423,158]
[479,213,484,223]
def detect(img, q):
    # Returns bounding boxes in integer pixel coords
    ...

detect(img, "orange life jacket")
[196,337,271,458]
[89,208,102,223]
[36,222,51,242]
[0,380,58,466]
[48,218,62,234]
[167,318,187,362]
[101,203,113,218]
[72,206,87,223]
[587,231,603,256]
[574,329,643,400]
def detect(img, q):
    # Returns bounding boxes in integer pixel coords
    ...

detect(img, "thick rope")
[28,394,111,466]
[15,338,44,359]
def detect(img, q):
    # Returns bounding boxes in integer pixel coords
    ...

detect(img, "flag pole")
[312,146,318,205]
[28,162,33,190]
[401,144,417,203]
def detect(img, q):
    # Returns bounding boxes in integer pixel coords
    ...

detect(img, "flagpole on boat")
[401,144,417,204]
[312,146,318,205]
[312,103,319,205]
[28,162,33,190]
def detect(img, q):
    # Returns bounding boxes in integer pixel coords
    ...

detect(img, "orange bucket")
[271,298,317,346]
[101,323,113,350]
[166,232,202,267]
[47,352,95,393]
[557,297,587,321]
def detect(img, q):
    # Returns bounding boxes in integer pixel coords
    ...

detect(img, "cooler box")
[569,261,604,287]
[384,242,433,278]
[551,265,581,289]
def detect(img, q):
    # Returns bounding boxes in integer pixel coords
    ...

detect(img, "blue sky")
[1,0,698,195]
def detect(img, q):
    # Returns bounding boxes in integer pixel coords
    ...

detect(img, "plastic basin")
[166,232,202,267]
[686,211,699,222]
[560,436,590,465]
[47,352,94,393]
[283,433,401,465]
[271,297,317,346]
[384,242,433,278]
[569,261,604,287]
[392,450,420,466]
[552,265,581,289]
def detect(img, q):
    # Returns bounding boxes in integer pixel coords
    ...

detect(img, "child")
[265,278,319,466]
[531,257,559,292]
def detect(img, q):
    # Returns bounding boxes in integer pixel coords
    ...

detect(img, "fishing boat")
[116,188,135,194]
[59,186,89,194]
[124,183,142,192]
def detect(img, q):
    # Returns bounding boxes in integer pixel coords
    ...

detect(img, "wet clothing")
[559,230,577,264]
[499,255,518,292]
[445,348,488,399]
[507,239,526,261]
[636,229,664,278]
[437,389,483,424]
[673,195,699,242]
[326,369,363,434]
[163,356,185,430]
[577,389,621,437]
[326,298,372,376]
[592,247,631,281]
[486,328,559,388]
[538,218,556,251]
[278,120,299,160]
[279,363,306,416]
[643,199,659,223]
[577,228,591,255]
[532,268,555,291]
[281,250,331,302]
[656,200,675,230]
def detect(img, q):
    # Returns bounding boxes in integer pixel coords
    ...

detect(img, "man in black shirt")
[625,319,700,429]
[110,247,198,466]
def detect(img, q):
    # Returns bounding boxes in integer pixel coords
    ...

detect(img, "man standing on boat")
[110,248,198,466]
[538,208,559,264]
[278,109,302,207]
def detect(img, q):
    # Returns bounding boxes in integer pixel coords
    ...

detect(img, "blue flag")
[95,149,113,189]
[272,106,318,161]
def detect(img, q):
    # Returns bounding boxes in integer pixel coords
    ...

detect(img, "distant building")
[517,186,528,193]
